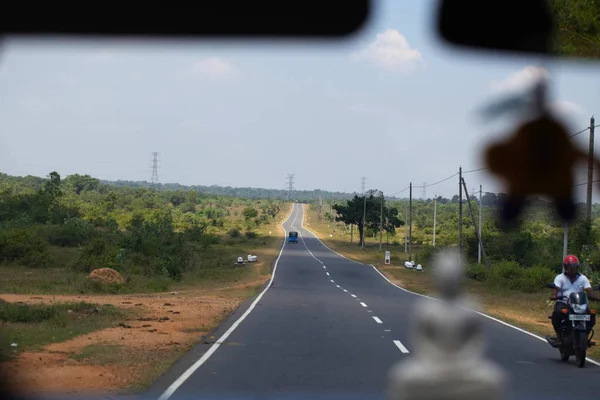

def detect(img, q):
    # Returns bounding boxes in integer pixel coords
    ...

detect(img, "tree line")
[320,190,600,286]
[0,172,286,287]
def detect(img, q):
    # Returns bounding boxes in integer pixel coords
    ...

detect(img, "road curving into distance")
[147,203,600,400]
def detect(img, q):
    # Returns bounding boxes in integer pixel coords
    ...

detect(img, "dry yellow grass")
[1,203,294,396]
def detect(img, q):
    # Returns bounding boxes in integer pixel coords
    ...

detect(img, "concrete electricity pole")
[478,185,483,264]
[409,183,413,261]
[432,195,437,247]
[458,166,463,254]
[362,178,367,249]
[587,116,595,228]
[379,191,384,250]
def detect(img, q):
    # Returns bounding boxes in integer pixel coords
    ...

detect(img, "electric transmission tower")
[150,152,160,189]
[286,173,295,200]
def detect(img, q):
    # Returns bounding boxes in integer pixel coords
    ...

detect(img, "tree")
[333,190,404,246]
[550,0,600,59]
[64,174,99,195]
[242,206,258,221]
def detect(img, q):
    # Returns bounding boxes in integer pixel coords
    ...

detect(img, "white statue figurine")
[387,249,507,400]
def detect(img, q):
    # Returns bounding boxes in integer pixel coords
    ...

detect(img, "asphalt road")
[147,203,600,400]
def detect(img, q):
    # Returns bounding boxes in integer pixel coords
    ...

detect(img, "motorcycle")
[545,283,600,368]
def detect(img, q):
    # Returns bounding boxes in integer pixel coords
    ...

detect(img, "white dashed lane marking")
[393,340,409,353]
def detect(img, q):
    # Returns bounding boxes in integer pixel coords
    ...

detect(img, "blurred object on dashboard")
[482,75,600,228]
[387,249,507,400]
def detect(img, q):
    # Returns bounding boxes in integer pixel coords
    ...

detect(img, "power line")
[389,186,411,196]
[414,172,458,189]
[574,179,600,187]
[463,167,488,174]
[387,119,597,198]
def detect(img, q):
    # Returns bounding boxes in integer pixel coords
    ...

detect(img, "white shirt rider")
[553,272,591,304]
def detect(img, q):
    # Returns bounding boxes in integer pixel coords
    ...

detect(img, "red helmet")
[563,254,580,267]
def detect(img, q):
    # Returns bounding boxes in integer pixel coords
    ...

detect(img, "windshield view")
[1,1,600,400]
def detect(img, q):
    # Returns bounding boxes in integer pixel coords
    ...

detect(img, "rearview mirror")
[546,283,557,289]
[0,0,371,38]
[435,0,600,60]
[593,285,600,291]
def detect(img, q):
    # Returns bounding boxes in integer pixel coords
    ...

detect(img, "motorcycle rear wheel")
[560,348,570,362]
[576,331,588,368]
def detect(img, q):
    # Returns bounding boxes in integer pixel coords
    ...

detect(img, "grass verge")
[0,301,128,361]
[0,204,292,395]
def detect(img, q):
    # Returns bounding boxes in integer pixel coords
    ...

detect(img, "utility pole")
[422,182,426,200]
[458,166,463,254]
[150,152,160,190]
[433,194,437,247]
[409,183,413,261]
[379,191,384,250]
[361,177,366,194]
[332,204,336,233]
[587,116,595,226]
[404,208,408,254]
[478,185,483,264]
[286,173,295,200]
[318,196,323,220]
[361,178,367,249]
[462,178,490,268]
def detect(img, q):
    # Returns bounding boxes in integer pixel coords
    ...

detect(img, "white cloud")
[552,100,584,117]
[490,66,583,117]
[352,29,421,71]
[192,57,239,79]
[490,66,549,94]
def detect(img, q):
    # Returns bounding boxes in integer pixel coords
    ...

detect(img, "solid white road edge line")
[157,205,300,400]
[298,205,600,367]
[393,340,410,354]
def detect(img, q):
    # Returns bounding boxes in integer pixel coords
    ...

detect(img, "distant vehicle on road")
[288,231,298,243]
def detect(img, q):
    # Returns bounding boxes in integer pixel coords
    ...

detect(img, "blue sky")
[0,0,599,200]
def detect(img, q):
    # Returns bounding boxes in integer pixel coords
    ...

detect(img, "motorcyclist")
[547,254,598,347]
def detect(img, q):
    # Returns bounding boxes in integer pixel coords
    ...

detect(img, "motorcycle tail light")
[561,309,569,314]
[592,310,597,314]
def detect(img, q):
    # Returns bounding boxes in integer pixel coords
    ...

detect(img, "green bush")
[48,217,94,247]
[486,261,554,292]
[520,266,555,293]
[227,228,241,238]
[466,263,488,282]
[0,228,52,267]
[71,236,120,273]
[245,231,258,239]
